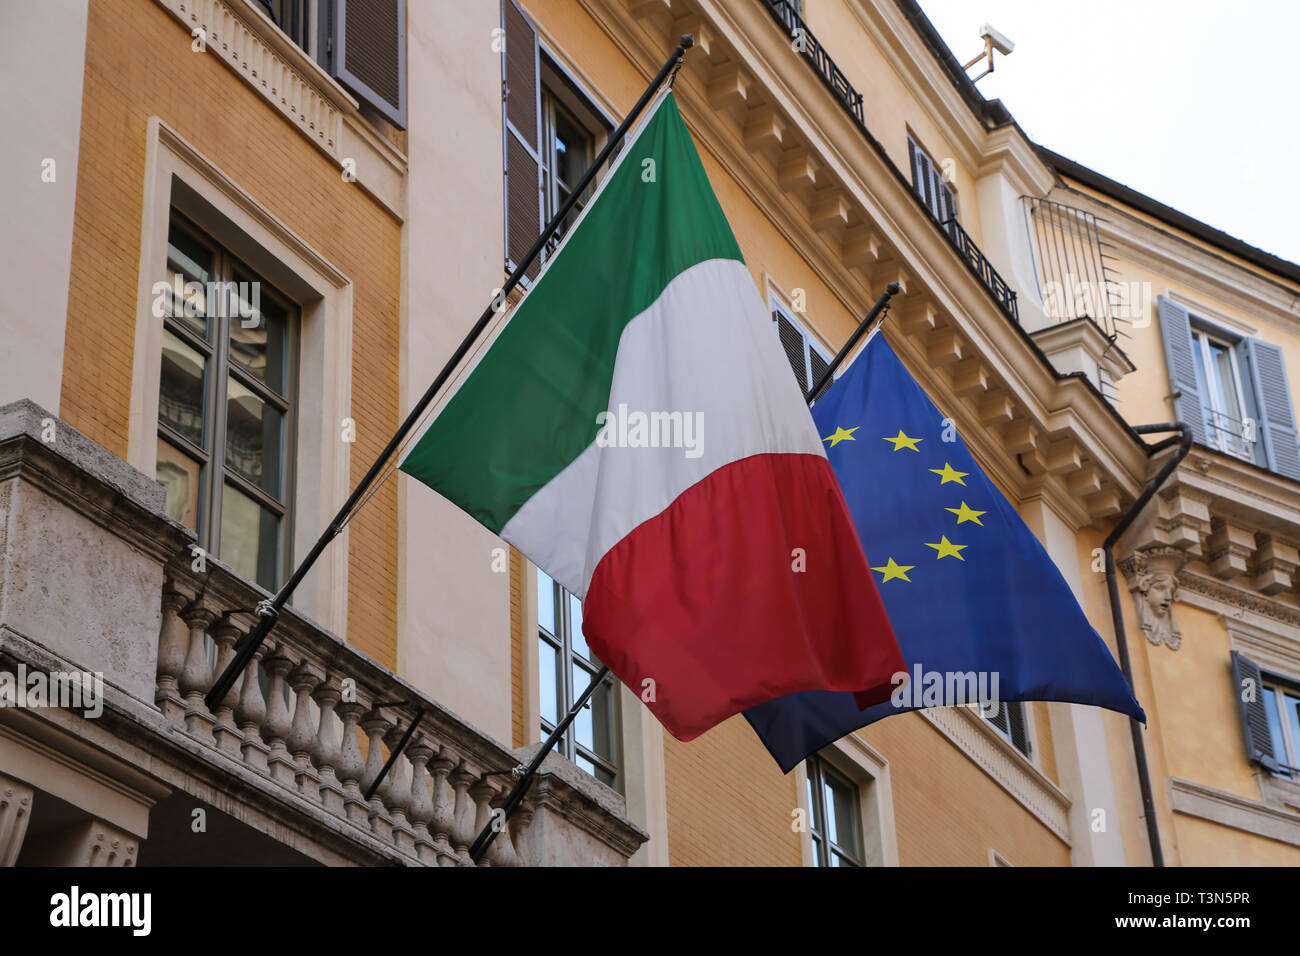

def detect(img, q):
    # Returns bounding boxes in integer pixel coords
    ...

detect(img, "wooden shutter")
[1156,296,1206,444]
[809,347,830,393]
[1230,651,1281,772]
[1243,338,1300,480]
[331,0,406,128]
[503,0,543,282]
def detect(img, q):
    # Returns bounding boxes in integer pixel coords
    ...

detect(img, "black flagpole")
[205,35,696,713]
[469,281,902,862]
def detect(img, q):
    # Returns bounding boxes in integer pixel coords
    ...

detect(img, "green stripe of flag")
[400,94,742,533]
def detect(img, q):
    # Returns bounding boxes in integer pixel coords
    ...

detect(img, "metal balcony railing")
[942,217,1019,321]
[761,0,1020,324]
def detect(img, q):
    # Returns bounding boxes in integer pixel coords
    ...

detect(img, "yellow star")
[929,462,969,486]
[882,430,922,452]
[925,535,967,561]
[870,557,915,583]
[823,426,859,447]
[945,501,986,526]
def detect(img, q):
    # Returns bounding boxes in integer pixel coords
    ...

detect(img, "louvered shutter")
[774,311,809,394]
[330,0,406,128]
[502,0,543,282]
[809,347,830,394]
[1243,338,1300,480]
[1008,702,1031,758]
[1156,296,1206,444]
[1230,651,1281,772]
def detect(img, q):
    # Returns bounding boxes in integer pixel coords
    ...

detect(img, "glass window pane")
[538,637,559,726]
[569,591,590,660]
[1284,692,1300,768]
[811,835,824,867]
[219,480,280,590]
[1265,688,1287,767]
[165,224,213,340]
[225,377,284,498]
[805,768,818,835]
[1211,343,1243,423]
[537,568,556,635]
[160,329,207,447]
[229,282,288,395]
[156,437,201,532]
[573,661,595,752]
[824,772,858,853]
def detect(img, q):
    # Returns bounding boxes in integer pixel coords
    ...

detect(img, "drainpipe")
[1102,421,1192,868]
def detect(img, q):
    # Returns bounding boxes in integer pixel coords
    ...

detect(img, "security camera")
[979,24,1015,56]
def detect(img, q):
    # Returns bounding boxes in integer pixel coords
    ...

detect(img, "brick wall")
[62,0,401,668]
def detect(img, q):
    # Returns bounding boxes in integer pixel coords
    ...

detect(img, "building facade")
[0,0,1297,865]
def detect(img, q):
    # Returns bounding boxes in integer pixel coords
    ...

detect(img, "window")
[156,213,297,592]
[980,699,1031,759]
[502,1,611,279]
[1191,328,1257,461]
[772,302,831,398]
[540,89,595,249]
[907,135,958,226]
[1262,675,1300,777]
[536,567,621,789]
[805,754,865,866]
[1158,296,1300,479]
[251,0,407,127]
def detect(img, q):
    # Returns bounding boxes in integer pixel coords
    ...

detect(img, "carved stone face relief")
[1135,569,1182,650]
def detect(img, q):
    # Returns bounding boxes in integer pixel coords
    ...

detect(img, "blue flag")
[744,335,1144,772]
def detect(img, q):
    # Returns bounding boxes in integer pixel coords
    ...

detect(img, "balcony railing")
[942,218,1019,321]
[763,0,864,125]
[761,0,1020,324]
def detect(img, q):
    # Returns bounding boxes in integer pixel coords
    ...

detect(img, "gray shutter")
[503,0,542,282]
[809,347,830,393]
[1156,296,1206,444]
[1243,338,1300,480]
[1230,651,1281,772]
[330,0,406,128]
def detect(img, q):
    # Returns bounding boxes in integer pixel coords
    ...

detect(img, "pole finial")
[680,33,694,49]
[886,281,901,296]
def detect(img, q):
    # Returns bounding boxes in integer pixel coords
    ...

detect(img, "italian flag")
[401,93,901,740]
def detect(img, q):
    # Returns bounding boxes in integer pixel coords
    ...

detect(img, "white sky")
[916,0,1300,265]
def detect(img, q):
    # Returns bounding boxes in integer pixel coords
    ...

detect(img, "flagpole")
[807,282,900,404]
[204,35,696,713]
[468,281,903,862]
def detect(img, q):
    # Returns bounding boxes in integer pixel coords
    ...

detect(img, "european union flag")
[744,335,1145,772]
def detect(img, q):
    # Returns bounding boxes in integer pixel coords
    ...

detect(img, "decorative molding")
[1178,571,1300,630]
[1121,546,1186,650]
[920,706,1072,843]
[160,0,350,155]
[1222,615,1300,679]
[1169,777,1300,848]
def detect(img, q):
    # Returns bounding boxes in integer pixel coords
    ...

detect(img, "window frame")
[536,60,611,263]
[157,210,299,592]
[1262,671,1300,777]
[1190,324,1256,463]
[536,568,623,791]
[805,753,867,867]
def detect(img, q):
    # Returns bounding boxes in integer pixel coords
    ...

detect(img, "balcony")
[0,399,645,866]
[760,0,1020,324]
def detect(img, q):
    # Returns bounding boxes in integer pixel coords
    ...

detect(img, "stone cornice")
[1177,571,1300,630]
